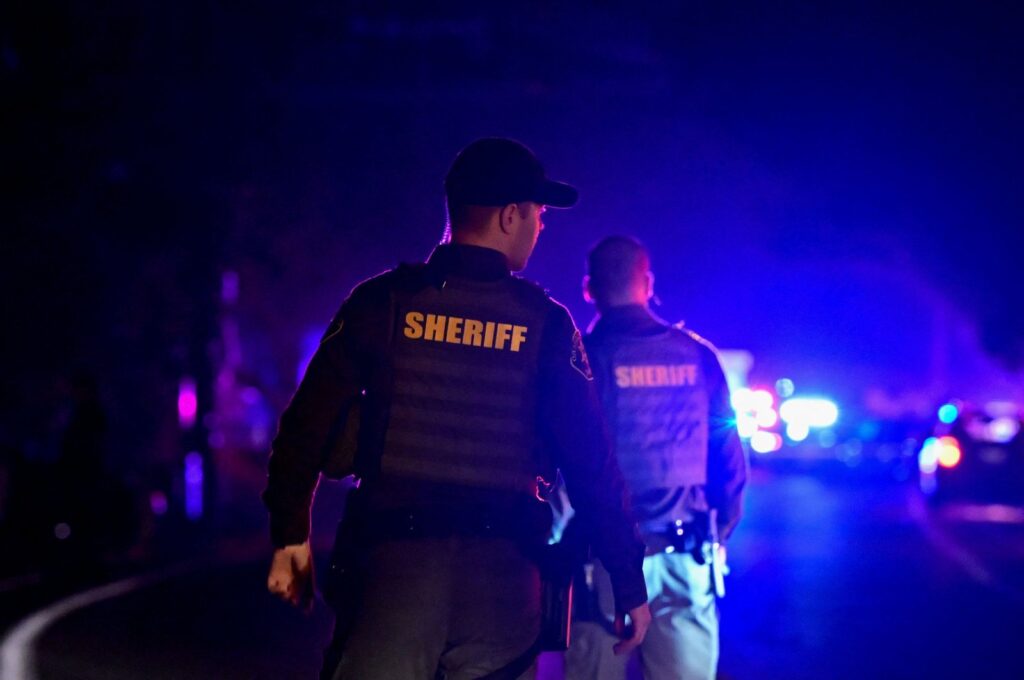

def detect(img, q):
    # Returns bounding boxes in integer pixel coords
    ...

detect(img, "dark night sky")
[3,1,1023,461]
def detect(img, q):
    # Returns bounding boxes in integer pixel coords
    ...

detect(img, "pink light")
[149,490,169,516]
[178,377,197,429]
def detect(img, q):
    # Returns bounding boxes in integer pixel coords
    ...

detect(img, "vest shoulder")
[672,323,723,358]
[346,264,431,304]
[507,276,563,311]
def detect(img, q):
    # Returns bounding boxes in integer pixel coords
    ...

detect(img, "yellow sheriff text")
[615,364,698,388]
[403,312,528,352]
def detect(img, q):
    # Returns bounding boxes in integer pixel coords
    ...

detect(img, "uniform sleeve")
[538,305,647,613]
[700,345,748,541]
[262,295,367,548]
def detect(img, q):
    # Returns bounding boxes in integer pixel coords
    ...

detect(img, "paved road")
[719,466,1024,680]
[4,467,1023,679]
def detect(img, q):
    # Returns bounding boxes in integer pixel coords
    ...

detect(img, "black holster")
[324,491,369,631]
[538,546,575,651]
[473,541,575,680]
[535,515,592,651]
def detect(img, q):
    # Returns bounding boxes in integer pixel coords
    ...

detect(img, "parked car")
[919,401,1024,505]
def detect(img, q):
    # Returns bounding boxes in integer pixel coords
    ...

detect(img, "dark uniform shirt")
[585,304,747,541]
[263,243,647,611]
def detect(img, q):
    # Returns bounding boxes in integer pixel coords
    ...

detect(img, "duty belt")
[643,516,710,557]
[363,505,547,542]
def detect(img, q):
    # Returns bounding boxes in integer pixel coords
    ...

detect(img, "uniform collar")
[427,243,511,282]
[591,304,667,335]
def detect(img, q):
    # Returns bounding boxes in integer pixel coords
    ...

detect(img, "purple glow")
[208,430,226,449]
[178,377,198,429]
[988,417,1020,444]
[221,270,240,304]
[185,451,204,520]
[149,490,169,516]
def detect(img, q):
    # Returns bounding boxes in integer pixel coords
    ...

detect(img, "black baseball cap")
[444,138,579,209]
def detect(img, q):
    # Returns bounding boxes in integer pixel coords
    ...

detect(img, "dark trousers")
[322,535,540,680]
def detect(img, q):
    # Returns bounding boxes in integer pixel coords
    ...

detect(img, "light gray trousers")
[564,552,719,680]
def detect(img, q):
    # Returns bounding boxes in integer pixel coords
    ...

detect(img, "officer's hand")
[268,541,315,611]
[612,602,651,656]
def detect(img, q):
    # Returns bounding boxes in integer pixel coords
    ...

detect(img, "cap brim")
[536,180,579,208]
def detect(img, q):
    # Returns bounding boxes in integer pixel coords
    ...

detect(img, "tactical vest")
[597,328,709,496]
[380,275,551,496]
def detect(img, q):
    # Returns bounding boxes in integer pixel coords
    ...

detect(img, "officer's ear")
[582,275,595,304]
[645,271,655,301]
[498,203,518,234]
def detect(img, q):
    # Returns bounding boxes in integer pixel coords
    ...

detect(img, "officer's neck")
[450,233,513,269]
[596,299,650,316]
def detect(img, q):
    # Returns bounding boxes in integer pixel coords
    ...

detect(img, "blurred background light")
[178,377,198,429]
[731,387,753,412]
[779,397,839,428]
[937,403,959,424]
[736,415,759,439]
[857,421,881,440]
[985,401,1019,417]
[936,436,962,468]
[185,452,204,520]
[732,386,780,440]
[751,431,783,454]
[988,417,1019,444]
[751,389,774,410]
[786,422,810,442]
[775,378,795,398]
[756,408,779,428]
[919,436,940,473]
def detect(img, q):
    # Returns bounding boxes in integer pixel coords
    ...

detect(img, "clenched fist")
[267,541,315,611]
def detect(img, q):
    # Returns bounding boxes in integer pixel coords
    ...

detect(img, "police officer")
[564,236,747,680]
[263,139,651,680]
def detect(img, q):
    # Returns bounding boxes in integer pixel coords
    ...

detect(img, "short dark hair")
[445,201,530,236]
[445,200,473,233]
[587,235,650,297]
